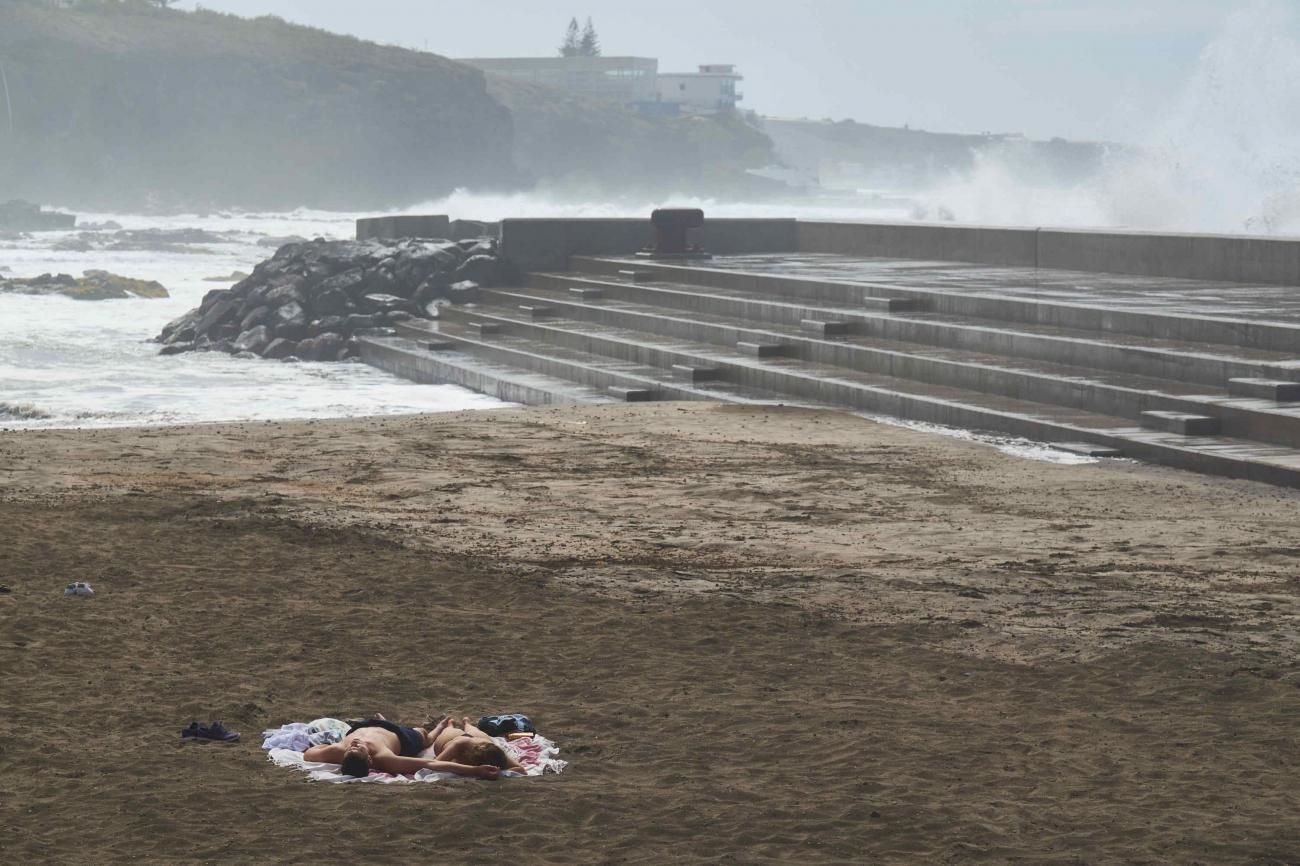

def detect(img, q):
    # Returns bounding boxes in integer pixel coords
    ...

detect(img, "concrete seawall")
[356,214,450,242]
[357,214,1300,285]
[797,221,1040,268]
[353,212,1300,488]
[797,220,1300,285]
[498,218,799,272]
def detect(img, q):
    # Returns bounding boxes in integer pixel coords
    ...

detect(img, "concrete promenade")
[354,214,1300,487]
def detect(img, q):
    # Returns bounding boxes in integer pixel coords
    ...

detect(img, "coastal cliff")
[0,2,516,209]
[0,1,774,210]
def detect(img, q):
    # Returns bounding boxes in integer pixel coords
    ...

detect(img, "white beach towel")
[263,721,567,783]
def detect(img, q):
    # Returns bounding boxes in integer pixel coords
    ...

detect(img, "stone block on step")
[468,322,501,336]
[519,304,554,319]
[569,287,605,300]
[671,364,722,383]
[1227,378,1300,401]
[607,386,656,402]
[737,341,786,358]
[618,269,654,282]
[800,319,853,337]
[1140,410,1219,435]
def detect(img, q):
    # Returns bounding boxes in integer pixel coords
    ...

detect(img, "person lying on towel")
[424,714,527,774]
[303,714,503,779]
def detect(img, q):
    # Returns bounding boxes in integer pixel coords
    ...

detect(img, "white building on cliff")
[458,55,743,116]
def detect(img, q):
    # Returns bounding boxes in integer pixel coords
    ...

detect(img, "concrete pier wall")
[798,221,1040,268]
[1035,228,1300,285]
[499,218,799,272]
[356,214,451,241]
[358,214,1300,285]
[799,220,1300,286]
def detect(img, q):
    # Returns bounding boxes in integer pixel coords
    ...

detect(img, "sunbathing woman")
[421,714,527,774]
[302,714,503,779]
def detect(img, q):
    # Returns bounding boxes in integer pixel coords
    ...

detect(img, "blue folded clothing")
[476,714,535,737]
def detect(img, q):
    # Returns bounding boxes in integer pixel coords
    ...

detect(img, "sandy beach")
[2,402,1298,864]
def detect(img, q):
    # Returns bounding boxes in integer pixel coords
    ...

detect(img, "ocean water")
[0,197,915,432]
[0,196,1102,469]
[0,208,510,430]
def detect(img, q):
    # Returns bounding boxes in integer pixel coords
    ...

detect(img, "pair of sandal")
[181,720,240,742]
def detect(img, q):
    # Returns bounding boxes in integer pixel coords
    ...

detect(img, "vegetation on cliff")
[0,0,774,210]
[0,0,515,209]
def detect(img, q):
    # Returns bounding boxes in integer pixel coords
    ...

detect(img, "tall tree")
[559,17,580,57]
[579,17,601,57]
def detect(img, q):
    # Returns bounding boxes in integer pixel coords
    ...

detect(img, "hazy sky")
[180,0,1284,143]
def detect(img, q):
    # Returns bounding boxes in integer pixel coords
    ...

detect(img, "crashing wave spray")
[0,62,13,138]
[919,1,1300,234]
[1122,0,1300,234]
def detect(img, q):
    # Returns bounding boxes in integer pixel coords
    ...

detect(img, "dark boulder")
[240,305,271,332]
[359,293,408,314]
[159,309,201,344]
[453,254,502,286]
[447,280,479,304]
[263,338,298,360]
[313,333,346,361]
[263,281,306,309]
[233,325,272,355]
[197,294,241,336]
[316,267,367,300]
[363,268,401,299]
[309,316,348,337]
[313,287,351,317]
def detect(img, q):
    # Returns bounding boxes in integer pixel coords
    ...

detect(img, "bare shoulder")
[303,742,343,760]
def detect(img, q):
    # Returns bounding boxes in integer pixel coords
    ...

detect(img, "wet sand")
[1,402,1298,864]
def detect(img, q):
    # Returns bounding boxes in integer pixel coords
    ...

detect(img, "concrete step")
[519,304,554,319]
[671,364,723,383]
[468,321,501,337]
[607,386,657,402]
[572,255,1300,355]
[1228,378,1300,401]
[801,319,855,337]
[737,341,788,358]
[390,319,757,405]
[531,269,916,317]
[422,309,1146,438]
[356,334,618,406]
[531,271,1300,389]
[1141,411,1221,436]
[484,288,1300,450]
[393,315,1300,488]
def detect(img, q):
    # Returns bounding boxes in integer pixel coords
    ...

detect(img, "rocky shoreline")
[155,237,504,362]
[0,270,168,300]
[0,199,76,232]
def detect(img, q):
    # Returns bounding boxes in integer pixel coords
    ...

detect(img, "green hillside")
[0,0,774,210]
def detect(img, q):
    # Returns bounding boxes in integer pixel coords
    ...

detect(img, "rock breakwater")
[156,237,504,362]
